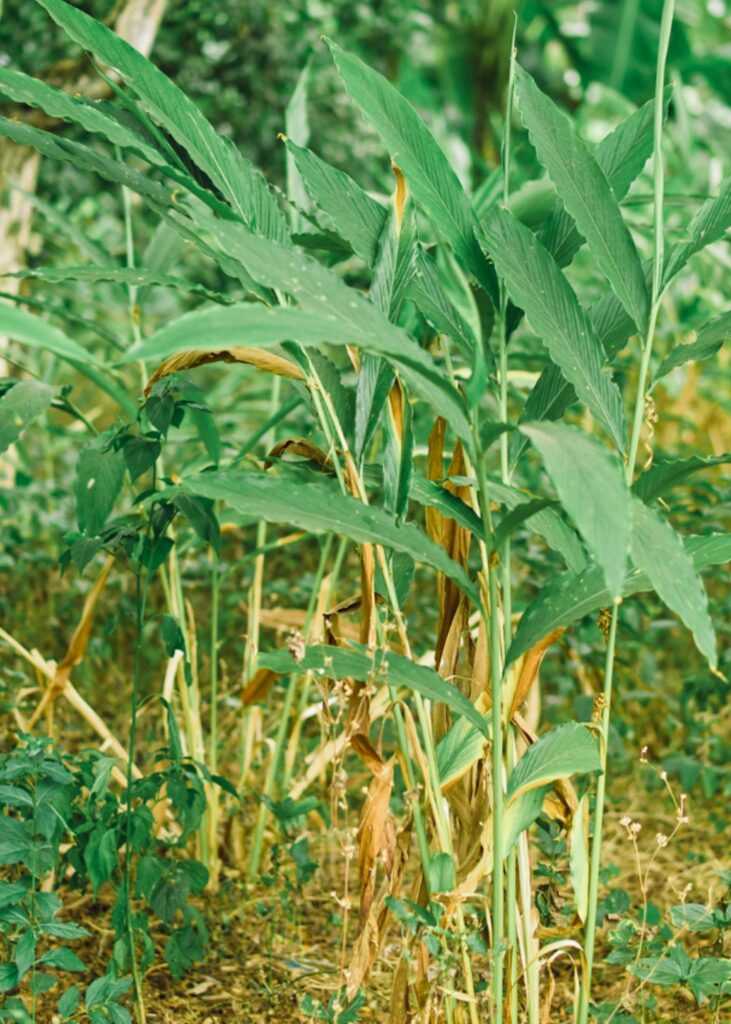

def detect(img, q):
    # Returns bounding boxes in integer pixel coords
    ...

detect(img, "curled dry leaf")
[392,161,408,233]
[264,436,330,469]
[507,627,566,719]
[241,666,278,707]
[144,345,304,396]
[357,759,396,924]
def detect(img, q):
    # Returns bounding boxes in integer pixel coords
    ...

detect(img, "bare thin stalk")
[579,2,675,1017]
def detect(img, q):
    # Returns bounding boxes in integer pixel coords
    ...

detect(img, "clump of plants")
[0,0,729,1021]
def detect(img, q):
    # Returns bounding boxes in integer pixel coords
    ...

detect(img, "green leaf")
[520,422,630,597]
[408,245,478,359]
[173,494,221,555]
[408,474,587,575]
[540,90,666,268]
[284,61,311,218]
[0,67,163,167]
[503,723,599,853]
[436,716,488,790]
[429,852,456,894]
[176,470,480,606]
[0,301,99,366]
[9,264,231,305]
[15,929,35,981]
[38,947,87,972]
[122,436,160,482]
[285,140,386,265]
[686,958,731,1003]
[127,245,470,442]
[355,355,394,465]
[492,498,558,552]
[569,793,590,924]
[629,497,716,668]
[507,722,600,801]
[83,828,118,895]
[76,432,126,535]
[258,644,487,736]
[514,64,649,331]
[663,174,731,287]
[0,962,19,993]
[653,311,731,383]
[326,39,496,301]
[0,380,56,453]
[483,205,626,451]
[161,614,185,658]
[0,116,172,210]
[370,200,417,321]
[633,454,731,504]
[58,984,81,1019]
[36,0,289,242]
[0,817,32,865]
[508,533,730,665]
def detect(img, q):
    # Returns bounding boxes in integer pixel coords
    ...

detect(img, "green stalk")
[125,563,152,1024]
[247,533,333,878]
[470,411,505,1024]
[500,30,519,1023]
[578,3,675,1019]
[206,543,221,881]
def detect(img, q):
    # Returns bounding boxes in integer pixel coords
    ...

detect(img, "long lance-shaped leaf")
[507,533,730,665]
[408,246,478,360]
[662,174,731,288]
[540,90,667,268]
[0,67,164,165]
[0,67,229,215]
[511,284,643,468]
[514,64,649,331]
[407,475,587,574]
[259,644,488,736]
[7,265,231,305]
[326,39,497,302]
[483,205,626,451]
[520,422,629,597]
[126,302,469,444]
[513,94,664,415]
[0,302,100,366]
[629,497,717,668]
[36,0,289,243]
[633,454,731,504]
[284,139,386,265]
[154,209,472,443]
[653,310,731,384]
[0,116,172,209]
[0,300,134,415]
[176,470,481,606]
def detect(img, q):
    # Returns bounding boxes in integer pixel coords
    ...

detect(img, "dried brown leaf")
[265,437,330,469]
[145,345,303,395]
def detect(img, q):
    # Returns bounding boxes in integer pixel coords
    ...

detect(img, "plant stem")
[247,533,333,878]
[470,410,505,1024]
[500,30,519,1023]
[125,565,150,1024]
[206,544,221,884]
[578,2,675,1017]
